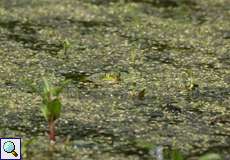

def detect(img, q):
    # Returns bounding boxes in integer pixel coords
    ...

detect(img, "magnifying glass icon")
[3,141,18,157]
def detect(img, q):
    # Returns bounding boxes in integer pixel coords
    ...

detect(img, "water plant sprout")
[63,39,71,58]
[40,77,69,142]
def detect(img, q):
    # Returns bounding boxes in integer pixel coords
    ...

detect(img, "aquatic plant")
[183,69,198,91]
[62,39,71,58]
[130,48,137,65]
[22,138,35,158]
[40,77,69,142]
[149,145,221,160]
[171,149,184,160]
[128,88,146,100]
[170,150,221,160]
[198,153,222,160]
[102,72,121,84]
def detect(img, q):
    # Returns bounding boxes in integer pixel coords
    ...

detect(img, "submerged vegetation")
[0,0,229,159]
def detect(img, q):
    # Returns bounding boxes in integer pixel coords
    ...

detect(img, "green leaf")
[42,77,51,93]
[51,87,63,97]
[134,139,155,150]
[41,99,62,121]
[40,78,65,123]
[199,153,222,160]
[172,149,184,160]
[51,80,71,96]
[47,98,62,121]
[41,105,50,120]
[22,138,35,157]
[63,39,71,49]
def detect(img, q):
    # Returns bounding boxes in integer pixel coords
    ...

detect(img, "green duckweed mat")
[0,0,229,159]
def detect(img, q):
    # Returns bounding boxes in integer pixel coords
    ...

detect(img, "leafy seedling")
[40,77,70,142]
[62,39,71,58]
[130,48,137,65]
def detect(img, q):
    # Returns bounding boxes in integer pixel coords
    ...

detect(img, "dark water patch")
[222,31,230,39]
[59,70,92,81]
[0,0,48,9]
[3,81,19,89]
[0,20,40,34]
[37,16,117,34]
[74,140,98,150]
[0,20,63,54]
[144,51,176,65]
[110,142,151,159]
[146,111,164,122]
[0,109,46,137]
[126,0,177,7]
[56,117,156,159]
[82,0,117,5]
[5,33,62,54]
[58,70,95,87]
[59,122,152,159]
[218,52,230,66]
[57,120,120,141]
[76,20,115,28]
[185,106,204,115]
[118,33,172,52]
[139,39,170,52]
[45,16,112,27]
[184,86,230,103]
[84,0,196,8]
[210,114,230,125]
[75,20,119,35]
[118,32,193,59]
[200,86,230,102]
[0,80,36,93]
[138,1,207,24]
[188,144,230,160]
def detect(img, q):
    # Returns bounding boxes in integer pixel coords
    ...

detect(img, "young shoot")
[63,39,71,58]
[40,77,69,142]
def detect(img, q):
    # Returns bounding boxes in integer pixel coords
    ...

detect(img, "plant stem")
[48,120,56,141]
